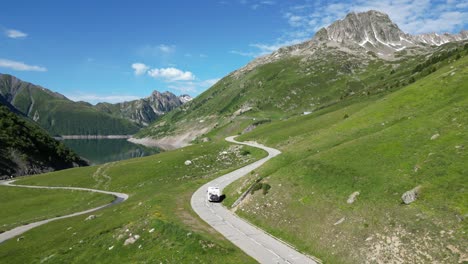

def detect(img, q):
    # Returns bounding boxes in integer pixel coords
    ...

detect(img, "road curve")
[191,136,319,264]
[0,181,128,244]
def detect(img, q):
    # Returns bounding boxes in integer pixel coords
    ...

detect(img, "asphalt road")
[191,136,319,264]
[0,181,128,244]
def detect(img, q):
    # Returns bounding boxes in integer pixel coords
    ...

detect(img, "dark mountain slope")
[0,105,87,177]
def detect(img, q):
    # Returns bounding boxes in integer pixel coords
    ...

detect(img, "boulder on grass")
[401,185,421,204]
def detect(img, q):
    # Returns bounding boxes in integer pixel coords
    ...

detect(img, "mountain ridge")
[136,10,467,149]
[94,90,191,126]
[0,73,141,135]
[0,73,191,135]
[312,10,468,52]
[236,10,467,75]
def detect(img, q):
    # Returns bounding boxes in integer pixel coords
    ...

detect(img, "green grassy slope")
[0,105,87,176]
[0,187,113,231]
[137,42,466,143]
[224,48,468,263]
[0,141,266,263]
[0,74,140,135]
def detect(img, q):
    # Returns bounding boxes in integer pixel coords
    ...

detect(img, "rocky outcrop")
[313,11,411,51]
[413,31,468,46]
[95,91,191,126]
[179,94,193,103]
[401,185,422,204]
[347,191,360,204]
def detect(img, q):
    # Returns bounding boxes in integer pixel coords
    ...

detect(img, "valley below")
[0,8,467,264]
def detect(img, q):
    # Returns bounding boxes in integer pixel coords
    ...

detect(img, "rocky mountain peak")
[94,90,191,127]
[312,10,468,54]
[312,10,410,53]
[233,10,467,77]
[178,94,193,103]
[148,90,178,102]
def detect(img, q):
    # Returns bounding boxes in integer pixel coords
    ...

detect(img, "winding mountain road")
[191,136,319,264]
[1,136,319,263]
[0,181,128,244]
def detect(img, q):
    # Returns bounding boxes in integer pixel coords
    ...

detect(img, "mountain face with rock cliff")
[135,10,467,149]
[0,74,141,135]
[312,10,467,56]
[94,91,192,126]
[0,73,191,135]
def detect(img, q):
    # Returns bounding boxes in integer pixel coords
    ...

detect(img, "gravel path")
[191,136,319,264]
[0,181,128,244]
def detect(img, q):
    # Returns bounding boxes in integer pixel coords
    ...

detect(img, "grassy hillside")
[0,141,266,263]
[0,105,87,177]
[0,186,113,231]
[224,47,468,263]
[137,42,466,145]
[0,74,140,135]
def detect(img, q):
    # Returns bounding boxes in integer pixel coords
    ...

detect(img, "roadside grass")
[226,53,468,263]
[0,141,266,263]
[0,187,113,232]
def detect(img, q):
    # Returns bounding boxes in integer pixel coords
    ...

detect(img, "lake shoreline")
[55,135,132,140]
[60,137,160,165]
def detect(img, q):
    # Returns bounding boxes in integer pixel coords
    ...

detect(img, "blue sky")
[1,0,467,104]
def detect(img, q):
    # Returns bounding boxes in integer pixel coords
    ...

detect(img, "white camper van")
[207,186,221,202]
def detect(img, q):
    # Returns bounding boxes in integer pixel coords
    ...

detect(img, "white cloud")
[230,50,257,57]
[251,0,275,9]
[128,63,215,95]
[67,94,140,104]
[168,83,198,93]
[168,78,220,94]
[131,63,149,76]
[284,13,306,27]
[200,78,221,87]
[158,44,175,53]
[0,58,46,72]
[5,29,27,39]
[137,44,175,56]
[148,67,195,82]
[231,39,305,58]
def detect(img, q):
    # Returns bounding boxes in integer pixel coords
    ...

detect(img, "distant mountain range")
[0,73,190,135]
[95,91,191,126]
[313,10,467,55]
[135,10,468,148]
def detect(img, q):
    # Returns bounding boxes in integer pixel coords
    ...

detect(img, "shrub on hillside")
[262,183,271,195]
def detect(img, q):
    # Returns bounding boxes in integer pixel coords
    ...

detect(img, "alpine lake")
[61,138,160,165]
